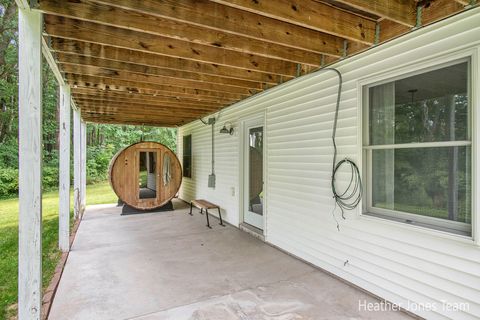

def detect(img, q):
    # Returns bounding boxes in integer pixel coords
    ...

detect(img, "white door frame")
[238,112,267,233]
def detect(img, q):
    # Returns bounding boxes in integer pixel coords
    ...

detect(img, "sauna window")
[139,151,157,199]
[183,135,192,178]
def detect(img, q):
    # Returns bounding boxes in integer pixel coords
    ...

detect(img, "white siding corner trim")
[178,8,480,320]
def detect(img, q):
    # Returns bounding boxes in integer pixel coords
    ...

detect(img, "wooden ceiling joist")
[72,92,229,107]
[61,64,254,95]
[48,38,286,85]
[57,54,264,89]
[334,0,417,27]
[74,97,221,112]
[81,111,195,122]
[39,0,466,127]
[66,74,250,100]
[209,0,377,43]
[44,15,301,76]
[71,87,237,105]
[78,104,213,119]
[89,0,358,51]
[38,0,341,63]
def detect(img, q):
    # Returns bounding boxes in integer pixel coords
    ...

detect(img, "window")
[183,134,192,178]
[363,60,472,236]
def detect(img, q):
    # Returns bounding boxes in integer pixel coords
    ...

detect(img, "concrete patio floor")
[48,199,414,320]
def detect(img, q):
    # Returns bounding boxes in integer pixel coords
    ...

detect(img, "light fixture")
[219,121,234,135]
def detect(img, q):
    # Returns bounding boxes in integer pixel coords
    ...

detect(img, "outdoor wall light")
[219,121,234,135]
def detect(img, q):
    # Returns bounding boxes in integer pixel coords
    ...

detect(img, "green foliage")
[0,165,17,198]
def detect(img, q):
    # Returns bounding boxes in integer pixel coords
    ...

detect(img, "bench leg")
[189,202,193,216]
[200,208,204,215]
[218,208,225,226]
[205,209,212,228]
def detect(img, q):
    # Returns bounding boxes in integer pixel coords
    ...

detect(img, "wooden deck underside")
[37,0,469,126]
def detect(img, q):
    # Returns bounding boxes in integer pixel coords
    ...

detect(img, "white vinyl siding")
[178,9,480,320]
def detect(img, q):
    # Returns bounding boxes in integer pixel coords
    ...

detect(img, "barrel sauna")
[109,141,182,210]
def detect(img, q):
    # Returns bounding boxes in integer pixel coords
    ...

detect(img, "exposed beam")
[210,0,376,43]
[44,15,299,76]
[38,0,338,62]
[42,36,65,85]
[73,93,227,109]
[71,87,237,104]
[18,7,43,320]
[61,64,253,95]
[49,38,285,85]
[57,54,262,89]
[92,0,366,50]
[81,112,196,126]
[78,104,212,119]
[74,98,220,113]
[334,0,417,27]
[65,74,250,100]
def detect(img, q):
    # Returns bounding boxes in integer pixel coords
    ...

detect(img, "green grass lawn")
[0,181,117,320]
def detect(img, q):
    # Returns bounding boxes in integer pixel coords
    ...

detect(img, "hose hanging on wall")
[323,68,363,230]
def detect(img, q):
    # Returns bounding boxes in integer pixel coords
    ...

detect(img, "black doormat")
[121,200,174,215]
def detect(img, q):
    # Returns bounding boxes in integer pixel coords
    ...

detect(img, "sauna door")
[137,149,160,203]
[243,117,264,230]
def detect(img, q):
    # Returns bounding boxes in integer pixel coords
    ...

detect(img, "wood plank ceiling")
[38,0,470,126]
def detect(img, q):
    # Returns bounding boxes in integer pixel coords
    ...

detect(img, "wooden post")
[81,120,87,211]
[59,85,71,252]
[18,7,43,320]
[73,108,81,219]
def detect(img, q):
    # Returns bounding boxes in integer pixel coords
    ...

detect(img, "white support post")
[58,85,71,252]
[73,108,81,219]
[18,7,43,320]
[81,120,87,212]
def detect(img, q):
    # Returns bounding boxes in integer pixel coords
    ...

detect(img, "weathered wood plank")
[422,0,464,25]
[44,15,299,76]
[210,0,376,42]
[57,54,263,89]
[334,0,417,27]
[61,64,254,94]
[49,38,285,85]
[73,94,226,109]
[378,18,410,43]
[79,104,212,118]
[39,0,337,62]
[74,99,220,114]
[71,87,238,104]
[93,0,362,49]
[18,8,43,320]
[81,113,197,126]
[58,85,71,252]
[66,74,250,100]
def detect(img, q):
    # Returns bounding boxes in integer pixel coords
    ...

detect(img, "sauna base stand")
[121,200,174,215]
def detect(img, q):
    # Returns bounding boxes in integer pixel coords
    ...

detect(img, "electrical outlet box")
[208,174,216,188]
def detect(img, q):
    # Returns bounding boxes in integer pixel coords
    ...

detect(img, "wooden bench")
[189,199,225,228]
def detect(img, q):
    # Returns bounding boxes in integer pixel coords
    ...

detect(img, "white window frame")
[360,52,476,237]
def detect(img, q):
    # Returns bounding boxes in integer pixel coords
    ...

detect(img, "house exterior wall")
[177,9,480,320]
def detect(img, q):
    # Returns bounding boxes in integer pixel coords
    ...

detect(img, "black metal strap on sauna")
[322,68,362,229]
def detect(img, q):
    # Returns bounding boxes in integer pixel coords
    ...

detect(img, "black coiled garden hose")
[323,68,363,226]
